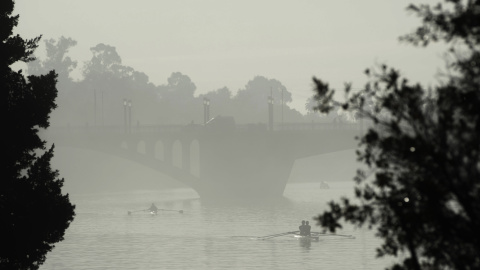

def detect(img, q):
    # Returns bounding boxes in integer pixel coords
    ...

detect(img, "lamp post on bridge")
[128,100,132,133]
[123,99,127,133]
[203,97,210,126]
[123,99,132,133]
[268,94,274,131]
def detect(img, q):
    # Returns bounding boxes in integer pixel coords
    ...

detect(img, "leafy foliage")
[1,1,75,269]
[27,36,78,80]
[312,1,480,269]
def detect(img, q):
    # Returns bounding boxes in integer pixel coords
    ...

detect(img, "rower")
[304,221,311,236]
[299,220,306,236]
[149,203,158,214]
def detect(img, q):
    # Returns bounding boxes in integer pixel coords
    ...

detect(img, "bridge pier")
[181,140,191,172]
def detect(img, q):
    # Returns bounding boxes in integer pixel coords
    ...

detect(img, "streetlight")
[268,95,274,131]
[206,99,210,124]
[128,100,132,133]
[123,99,127,133]
[203,97,210,126]
[94,89,97,126]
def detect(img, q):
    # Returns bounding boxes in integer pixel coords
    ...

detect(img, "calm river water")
[40,182,394,270]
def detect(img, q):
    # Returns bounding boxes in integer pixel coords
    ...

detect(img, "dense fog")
[6,1,469,269]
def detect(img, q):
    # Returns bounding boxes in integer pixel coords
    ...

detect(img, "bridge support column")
[196,131,297,200]
[182,140,191,173]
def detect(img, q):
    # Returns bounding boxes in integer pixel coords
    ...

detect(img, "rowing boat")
[293,234,319,241]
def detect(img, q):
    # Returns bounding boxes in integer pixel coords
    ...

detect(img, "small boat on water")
[254,231,353,241]
[128,203,185,216]
[320,181,330,189]
[293,234,320,241]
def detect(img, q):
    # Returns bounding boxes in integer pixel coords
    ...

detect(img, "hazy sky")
[13,0,445,113]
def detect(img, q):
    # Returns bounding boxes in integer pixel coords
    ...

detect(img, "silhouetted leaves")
[1,1,75,269]
[312,1,480,269]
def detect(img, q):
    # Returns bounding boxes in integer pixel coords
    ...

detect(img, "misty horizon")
[5,0,474,269]
[12,0,445,114]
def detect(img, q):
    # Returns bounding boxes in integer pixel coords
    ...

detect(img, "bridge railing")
[45,124,187,134]
[45,121,366,134]
[273,122,362,131]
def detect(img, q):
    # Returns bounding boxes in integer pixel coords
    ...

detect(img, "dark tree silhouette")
[312,1,479,269]
[26,36,81,126]
[1,1,75,269]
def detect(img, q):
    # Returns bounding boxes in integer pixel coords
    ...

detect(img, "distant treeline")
[27,37,354,127]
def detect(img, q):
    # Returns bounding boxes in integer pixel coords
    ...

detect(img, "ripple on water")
[41,184,392,270]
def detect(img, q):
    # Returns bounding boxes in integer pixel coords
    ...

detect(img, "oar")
[261,231,298,239]
[127,209,147,215]
[258,231,299,240]
[311,232,355,239]
[158,208,184,214]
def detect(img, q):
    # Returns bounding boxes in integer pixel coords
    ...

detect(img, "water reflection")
[299,238,312,250]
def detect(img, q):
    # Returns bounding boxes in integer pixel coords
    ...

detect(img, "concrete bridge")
[43,121,361,200]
